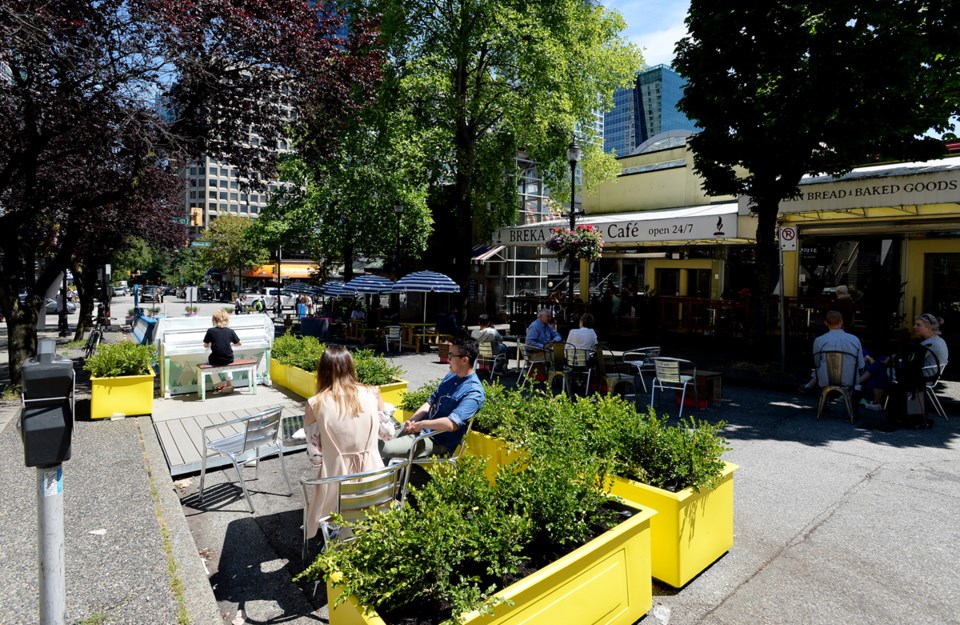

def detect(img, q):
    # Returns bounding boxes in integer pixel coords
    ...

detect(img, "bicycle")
[84,316,106,359]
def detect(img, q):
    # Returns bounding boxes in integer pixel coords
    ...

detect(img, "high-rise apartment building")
[603,65,698,156]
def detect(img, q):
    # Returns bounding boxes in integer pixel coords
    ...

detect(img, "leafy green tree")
[361,0,641,285]
[260,107,433,281]
[675,0,960,350]
[199,216,268,291]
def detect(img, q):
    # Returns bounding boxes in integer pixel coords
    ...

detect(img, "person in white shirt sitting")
[566,313,598,351]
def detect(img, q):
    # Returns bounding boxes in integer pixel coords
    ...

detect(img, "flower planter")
[90,372,155,420]
[327,502,656,625]
[270,359,407,406]
[465,433,737,588]
[609,462,738,588]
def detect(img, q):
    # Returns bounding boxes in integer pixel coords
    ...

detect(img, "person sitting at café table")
[380,337,485,461]
[566,313,598,352]
[472,314,509,370]
[525,308,562,348]
[799,310,865,394]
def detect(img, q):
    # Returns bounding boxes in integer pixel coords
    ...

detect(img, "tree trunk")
[748,199,781,359]
[342,243,355,282]
[73,267,93,340]
[6,299,40,387]
[451,122,475,288]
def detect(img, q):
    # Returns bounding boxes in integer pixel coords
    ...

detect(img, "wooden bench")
[196,358,258,401]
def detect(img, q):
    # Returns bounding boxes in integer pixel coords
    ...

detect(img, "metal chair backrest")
[813,350,858,387]
[385,325,401,340]
[564,343,593,368]
[240,408,284,453]
[653,357,685,384]
[521,343,552,364]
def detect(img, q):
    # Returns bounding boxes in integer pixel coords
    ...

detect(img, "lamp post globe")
[567,139,581,305]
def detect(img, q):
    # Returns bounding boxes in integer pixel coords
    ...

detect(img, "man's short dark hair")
[454,336,479,363]
[579,313,595,329]
[478,313,490,325]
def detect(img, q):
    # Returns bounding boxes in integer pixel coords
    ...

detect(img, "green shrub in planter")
[397,378,443,411]
[83,342,155,377]
[297,451,617,623]
[271,334,403,386]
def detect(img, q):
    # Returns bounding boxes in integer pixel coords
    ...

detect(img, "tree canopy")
[0,0,384,382]
[363,0,641,285]
[674,0,960,347]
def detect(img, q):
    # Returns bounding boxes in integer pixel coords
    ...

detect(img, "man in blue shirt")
[380,337,486,460]
[525,308,562,348]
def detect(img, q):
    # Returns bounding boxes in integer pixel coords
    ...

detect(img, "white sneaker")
[862,401,884,411]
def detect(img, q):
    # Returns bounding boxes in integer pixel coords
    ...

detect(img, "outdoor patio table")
[680,369,723,408]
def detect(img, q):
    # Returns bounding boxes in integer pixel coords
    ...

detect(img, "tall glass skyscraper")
[603,65,698,156]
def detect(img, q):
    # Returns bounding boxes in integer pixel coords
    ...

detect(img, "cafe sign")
[495,206,738,247]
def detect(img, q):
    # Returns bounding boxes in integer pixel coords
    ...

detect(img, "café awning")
[244,263,319,279]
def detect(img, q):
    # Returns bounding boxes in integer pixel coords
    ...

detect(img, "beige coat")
[304,386,384,539]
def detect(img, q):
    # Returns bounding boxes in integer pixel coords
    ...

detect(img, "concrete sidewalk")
[2,324,960,624]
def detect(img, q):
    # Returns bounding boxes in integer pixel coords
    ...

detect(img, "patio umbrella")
[320,281,359,300]
[392,270,461,323]
[343,274,397,294]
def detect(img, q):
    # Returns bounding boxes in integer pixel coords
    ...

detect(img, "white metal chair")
[300,462,408,562]
[621,346,661,392]
[384,325,402,353]
[650,357,698,418]
[923,360,949,421]
[595,345,639,401]
[474,340,507,378]
[198,406,292,513]
[395,416,475,500]
[813,350,859,423]
[561,343,594,397]
[519,344,556,390]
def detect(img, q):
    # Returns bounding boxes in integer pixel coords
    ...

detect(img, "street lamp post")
[393,200,404,278]
[566,138,582,305]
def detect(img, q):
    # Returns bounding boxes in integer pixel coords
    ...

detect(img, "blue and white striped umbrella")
[320,281,354,297]
[392,271,461,293]
[343,274,396,294]
[393,271,461,324]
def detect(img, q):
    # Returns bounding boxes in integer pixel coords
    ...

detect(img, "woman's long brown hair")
[315,345,362,416]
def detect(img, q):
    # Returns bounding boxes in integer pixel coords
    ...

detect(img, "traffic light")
[190,207,203,227]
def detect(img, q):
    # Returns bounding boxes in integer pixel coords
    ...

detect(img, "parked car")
[197,286,215,302]
[45,298,77,314]
[113,284,130,296]
[139,285,159,302]
[240,287,296,311]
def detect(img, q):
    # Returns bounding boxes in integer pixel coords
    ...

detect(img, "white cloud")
[632,23,688,68]
[604,0,690,68]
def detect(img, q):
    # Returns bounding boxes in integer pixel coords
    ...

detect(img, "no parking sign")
[779,226,798,251]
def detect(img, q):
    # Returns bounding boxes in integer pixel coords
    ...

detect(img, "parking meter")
[21,339,75,467]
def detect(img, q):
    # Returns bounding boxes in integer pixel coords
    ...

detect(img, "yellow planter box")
[269,358,288,389]
[328,502,656,625]
[465,432,737,588]
[609,462,738,588]
[90,372,155,420]
[270,360,408,406]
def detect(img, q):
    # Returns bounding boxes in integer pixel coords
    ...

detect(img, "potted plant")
[125,308,136,325]
[298,451,656,625]
[184,305,199,317]
[146,305,161,317]
[83,341,156,420]
[544,224,605,261]
[270,334,407,406]
[470,386,737,588]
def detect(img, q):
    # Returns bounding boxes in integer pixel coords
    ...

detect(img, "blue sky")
[604,0,690,68]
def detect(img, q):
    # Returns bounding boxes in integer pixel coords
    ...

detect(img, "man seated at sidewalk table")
[472,314,508,357]
[380,337,485,461]
[525,308,562,348]
[800,309,865,394]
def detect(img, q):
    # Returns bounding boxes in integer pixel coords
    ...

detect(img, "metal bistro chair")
[813,350,859,423]
[923,358,949,421]
[595,345,640,401]
[651,357,698,418]
[199,406,293,513]
[519,343,557,390]
[561,343,594,397]
[621,346,662,393]
[474,340,507,379]
[300,462,408,562]
[394,400,476,500]
[384,325,402,353]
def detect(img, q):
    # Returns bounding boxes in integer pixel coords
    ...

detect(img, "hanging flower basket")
[544,224,605,262]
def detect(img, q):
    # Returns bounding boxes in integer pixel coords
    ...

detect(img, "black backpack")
[893,342,929,388]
